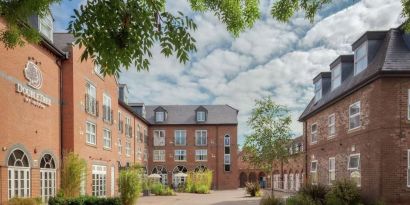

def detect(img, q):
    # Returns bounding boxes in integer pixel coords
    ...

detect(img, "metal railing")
[85,94,98,116]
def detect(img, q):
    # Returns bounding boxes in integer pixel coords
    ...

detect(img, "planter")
[143,189,150,196]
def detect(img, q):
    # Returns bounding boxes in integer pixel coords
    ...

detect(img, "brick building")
[299,25,410,204]
[237,151,269,188]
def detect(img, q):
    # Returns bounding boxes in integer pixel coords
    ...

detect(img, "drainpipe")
[56,55,64,170]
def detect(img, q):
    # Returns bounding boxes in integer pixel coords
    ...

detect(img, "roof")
[53,33,75,52]
[144,105,238,125]
[299,27,410,121]
[118,100,150,125]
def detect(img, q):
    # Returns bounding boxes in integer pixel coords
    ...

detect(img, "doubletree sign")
[15,60,51,108]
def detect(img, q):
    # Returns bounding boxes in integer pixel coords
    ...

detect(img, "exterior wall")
[0,18,61,204]
[148,124,238,190]
[237,152,269,188]
[303,78,410,204]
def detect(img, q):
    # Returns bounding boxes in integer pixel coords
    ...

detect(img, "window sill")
[153,160,166,162]
[175,160,187,162]
[103,147,112,151]
[195,160,208,162]
[327,135,336,139]
[348,126,362,133]
[310,141,318,145]
[195,144,208,147]
[86,143,97,148]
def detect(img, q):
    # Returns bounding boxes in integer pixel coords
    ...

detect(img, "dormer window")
[354,42,368,75]
[197,111,206,122]
[314,79,322,102]
[331,64,341,90]
[155,111,165,122]
[94,65,104,78]
[39,13,53,42]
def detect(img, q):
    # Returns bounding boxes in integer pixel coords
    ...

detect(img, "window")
[175,130,186,146]
[103,129,112,149]
[40,154,56,203]
[144,128,148,144]
[195,130,207,146]
[154,130,165,146]
[153,150,165,162]
[118,138,122,155]
[144,149,148,162]
[311,124,318,144]
[348,154,360,170]
[152,166,168,185]
[85,82,97,116]
[103,94,112,123]
[174,150,187,161]
[328,114,335,138]
[328,157,335,185]
[8,149,30,199]
[407,150,410,187]
[125,139,131,157]
[137,124,143,142]
[172,166,188,187]
[197,111,206,122]
[94,64,104,78]
[86,121,96,145]
[349,101,361,130]
[195,150,208,161]
[331,64,341,90]
[137,148,142,160]
[310,160,318,185]
[354,42,368,75]
[156,111,165,122]
[92,165,106,197]
[224,135,231,171]
[118,111,123,133]
[314,79,322,102]
[39,13,53,41]
[125,117,132,137]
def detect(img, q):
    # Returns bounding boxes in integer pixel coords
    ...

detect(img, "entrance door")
[295,173,300,191]
[111,166,115,196]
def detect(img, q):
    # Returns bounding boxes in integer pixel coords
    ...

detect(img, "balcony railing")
[125,124,132,138]
[102,105,113,124]
[85,94,98,116]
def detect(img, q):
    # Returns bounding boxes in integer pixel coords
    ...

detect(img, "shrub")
[260,194,284,205]
[8,197,41,205]
[118,168,141,205]
[245,182,261,197]
[150,182,175,196]
[299,183,329,205]
[287,194,318,205]
[60,152,87,198]
[185,170,213,194]
[325,180,361,205]
[48,196,121,205]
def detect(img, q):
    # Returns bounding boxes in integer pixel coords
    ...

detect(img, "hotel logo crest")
[24,61,43,89]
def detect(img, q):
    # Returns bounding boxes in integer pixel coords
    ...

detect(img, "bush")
[8,198,41,205]
[60,152,87,198]
[118,168,142,205]
[260,194,284,205]
[325,180,361,205]
[245,182,261,197]
[48,196,121,205]
[185,170,213,194]
[287,194,318,205]
[150,182,175,196]
[299,184,329,205]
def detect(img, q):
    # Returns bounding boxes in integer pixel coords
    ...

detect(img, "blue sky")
[51,0,403,146]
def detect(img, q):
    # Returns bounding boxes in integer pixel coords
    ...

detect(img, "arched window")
[224,135,231,171]
[8,149,30,199]
[152,166,168,185]
[172,165,187,187]
[194,165,207,172]
[40,154,56,202]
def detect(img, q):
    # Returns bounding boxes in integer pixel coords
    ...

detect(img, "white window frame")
[311,123,318,144]
[137,147,142,160]
[118,138,122,155]
[40,169,56,202]
[94,64,104,78]
[197,111,206,122]
[154,130,166,146]
[174,150,187,161]
[348,153,360,170]
[331,64,342,90]
[8,167,30,199]
[354,42,368,75]
[86,121,96,145]
[153,150,165,162]
[38,13,53,41]
[314,79,322,102]
[349,101,361,130]
[224,154,231,164]
[310,160,318,185]
[103,128,112,149]
[195,149,208,161]
[103,94,112,122]
[195,130,207,146]
[125,139,131,157]
[174,130,187,146]
[156,111,165,122]
[328,114,336,138]
[92,165,107,197]
[328,157,336,185]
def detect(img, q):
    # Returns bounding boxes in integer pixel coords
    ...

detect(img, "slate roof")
[53,33,75,52]
[299,27,410,121]
[144,105,239,125]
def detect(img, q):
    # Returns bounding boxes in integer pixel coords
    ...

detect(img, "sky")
[51,0,403,146]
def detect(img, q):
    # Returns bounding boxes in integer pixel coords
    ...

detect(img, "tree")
[60,152,87,197]
[1,0,409,75]
[242,97,293,195]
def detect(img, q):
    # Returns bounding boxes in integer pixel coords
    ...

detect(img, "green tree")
[1,0,409,75]
[118,167,142,205]
[242,97,292,195]
[60,152,87,198]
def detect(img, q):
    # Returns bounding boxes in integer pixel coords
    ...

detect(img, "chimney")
[118,84,129,104]
[313,72,331,103]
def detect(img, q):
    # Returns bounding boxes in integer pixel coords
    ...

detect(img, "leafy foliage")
[185,170,213,194]
[287,194,318,205]
[150,182,175,196]
[8,197,42,205]
[245,182,261,197]
[402,0,410,32]
[298,183,330,205]
[260,193,285,205]
[48,195,121,205]
[325,180,361,205]
[118,168,142,205]
[60,152,87,198]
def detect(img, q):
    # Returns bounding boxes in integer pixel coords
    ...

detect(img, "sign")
[24,61,43,89]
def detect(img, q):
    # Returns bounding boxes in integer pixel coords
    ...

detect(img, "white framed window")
[314,79,322,102]
[175,130,187,146]
[39,13,53,41]
[310,160,318,185]
[125,116,131,137]
[224,135,231,171]
[328,157,336,185]
[174,150,187,161]
[155,111,165,122]
[8,149,31,199]
[153,150,165,162]
[195,130,207,146]
[103,129,112,149]
[354,42,368,75]
[86,121,96,145]
[331,64,341,90]
[154,130,166,146]
[118,138,122,155]
[85,82,97,116]
[40,154,56,203]
[144,149,148,162]
[125,139,131,157]
[224,154,231,165]
[137,147,142,160]
[348,154,360,170]
[407,150,410,187]
[92,165,106,197]
[197,111,206,122]
[349,101,361,130]
[311,124,318,144]
[328,114,336,138]
[195,149,208,161]
[94,64,104,78]
[118,111,123,133]
[103,94,112,123]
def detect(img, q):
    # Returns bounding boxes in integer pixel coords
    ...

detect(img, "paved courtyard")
[137,189,292,205]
